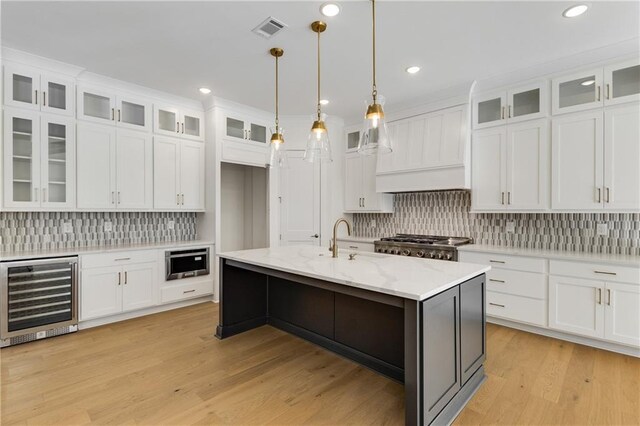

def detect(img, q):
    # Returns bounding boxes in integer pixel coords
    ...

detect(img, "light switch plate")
[168,220,175,230]
[63,222,73,234]
[506,221,515,234]
[597,223,608,236]
[104,221,113,232]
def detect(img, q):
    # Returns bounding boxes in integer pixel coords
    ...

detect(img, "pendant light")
[358,0,392,155]
[304,21,333,163]
[268,47,288,168]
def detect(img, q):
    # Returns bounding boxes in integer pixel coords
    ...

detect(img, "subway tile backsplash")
[0,212,197,253]
[354,191,640,256]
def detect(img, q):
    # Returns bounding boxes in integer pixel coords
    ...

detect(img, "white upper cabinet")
[154,104,204,141]
[4,64,74,116]
[552,68,603,115]
[552,105,639,211]
[153,136,205,211]
[76,122,153,210]
[78,85,151,132]
[604,58,640,106]
[472,119,548,211]
[473,81,547,129]
[3,109,75,210]
[223,113,268,144]
[344,151,393,213]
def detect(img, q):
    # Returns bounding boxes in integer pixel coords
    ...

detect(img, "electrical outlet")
[168,220,175,230]
[506,221,515,234]
[104,221,113,232]
[370,219,376,228]
[597,223,608,236]
[63,222,73,234]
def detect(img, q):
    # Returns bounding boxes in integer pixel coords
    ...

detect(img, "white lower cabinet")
[604,282,640,347]
[80,253,158,321]
[153,136,205,210]
[549,276,604,338]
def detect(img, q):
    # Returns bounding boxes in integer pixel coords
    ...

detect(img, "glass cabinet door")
[41,116,75,207]
[346,131,360,151]
[225,116,246,140]
[552,68,603,115]
[474,93,507,129]
[3,110,41,207]
[181,110,204,141]
[78,86,116,124]
[154,105,180,136]
[248,122,267,143]
[506,81,547,124]
[605,59,640,106]
[41,74,74,116]
[4,66,39,111]
[117,96,150,131]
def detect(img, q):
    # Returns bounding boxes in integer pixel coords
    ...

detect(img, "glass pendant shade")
[358,96,392,155]
[304,115,332,163]
[269,126,289,168]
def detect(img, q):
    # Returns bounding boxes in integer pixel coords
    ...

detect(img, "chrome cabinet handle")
[489,302,505,308]
[111,191,115,204]
[489,279,505,283]
[596,288,602,305]
[605,187,610,203]
[362,198,365,208]
[183,289,196,294]
[43,91,46,106]
[607,289,612,306]
[181,123,184,134]
[111,108,115,120]
[248,129,252,139]
[124,271,128,285]
[501,192,505,205]
[118,109,121,122]
[34,90,38,104]
[501,106,505,120]
[597,86,601,102]
[489,260,506,264]
[114,257,131,261]
[176,194,180,205]
[606,84,610,100]
[310,234,319,238]
[176,121,180,133]
[181,194,185,205]
[508,105,512,118]
[507,191,511,205]
[594,270,617,276]
[118,272,121,286]
[596,187,601,203]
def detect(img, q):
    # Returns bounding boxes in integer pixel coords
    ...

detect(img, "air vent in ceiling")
[252,16,287,39]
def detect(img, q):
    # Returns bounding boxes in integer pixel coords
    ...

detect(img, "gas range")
[374,234,473,261]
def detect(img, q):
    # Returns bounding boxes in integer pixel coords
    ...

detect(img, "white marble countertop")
[458,244,640,267]
[218,245,489,301]
[0,240,215,262]
[336,236,378,244]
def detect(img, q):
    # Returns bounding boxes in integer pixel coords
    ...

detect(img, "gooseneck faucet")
[330,218,352,258]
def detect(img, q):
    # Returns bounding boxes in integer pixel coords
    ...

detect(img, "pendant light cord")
[275,54,279,129]
[372,0,377,102]
[317,28,322,121]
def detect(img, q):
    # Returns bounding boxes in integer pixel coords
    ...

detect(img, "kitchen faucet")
[330,218,352,258]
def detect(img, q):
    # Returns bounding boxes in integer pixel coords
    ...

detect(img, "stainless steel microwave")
[165,248,210,281]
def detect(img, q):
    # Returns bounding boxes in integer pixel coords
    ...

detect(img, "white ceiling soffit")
[1,1,639,122]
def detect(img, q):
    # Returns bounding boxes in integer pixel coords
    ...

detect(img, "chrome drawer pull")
[489,302,505,308]
[489,279,505,283]
[594,270,616,276]
[114,257,131,261]
[183,289,196,294]
[349,245,359,249]
[489,260,505,264]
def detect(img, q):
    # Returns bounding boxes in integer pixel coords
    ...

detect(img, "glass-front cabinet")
[4,65,74,116]
[78,85,151,131]
[552,68,603,115]
[474,81,547,129]
[154,105,204,141]
[3,109,75,209]
[604,58,640,106]
[223,114,268,144]
[346,130,360,152]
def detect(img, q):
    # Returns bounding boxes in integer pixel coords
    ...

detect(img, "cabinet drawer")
[160,280,213,304]
[550,260,640,285]
[336,240,374,253]
[81,250,157,269]
[487,269,547,299]
[459,251,546,273]
[486,291,547,327]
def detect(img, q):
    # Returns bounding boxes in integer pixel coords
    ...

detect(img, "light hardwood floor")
[1,302,638,425]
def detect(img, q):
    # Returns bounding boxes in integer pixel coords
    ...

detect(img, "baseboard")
[488,316,640,358]
[79,296,215,329]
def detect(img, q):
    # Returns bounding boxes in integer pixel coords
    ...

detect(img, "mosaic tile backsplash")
[0,212,197,253]
[354,191,640,256]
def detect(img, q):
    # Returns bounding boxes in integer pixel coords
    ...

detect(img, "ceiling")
[2,1,639,122]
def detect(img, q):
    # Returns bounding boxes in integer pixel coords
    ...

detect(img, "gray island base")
[216,246,489,425]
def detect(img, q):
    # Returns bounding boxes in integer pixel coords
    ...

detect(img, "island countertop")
[218,245,490,301]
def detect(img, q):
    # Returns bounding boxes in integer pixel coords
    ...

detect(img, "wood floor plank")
[2,302,639,425]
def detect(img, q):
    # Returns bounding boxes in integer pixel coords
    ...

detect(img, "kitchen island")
[216,246,490,425]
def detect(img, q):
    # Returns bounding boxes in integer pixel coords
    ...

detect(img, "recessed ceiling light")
[319,99,330,105]
[406,66,421,74]
[199,87,212,94]
[563,4,588,18]
[320,3,340,17]
[581,79,596,86]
